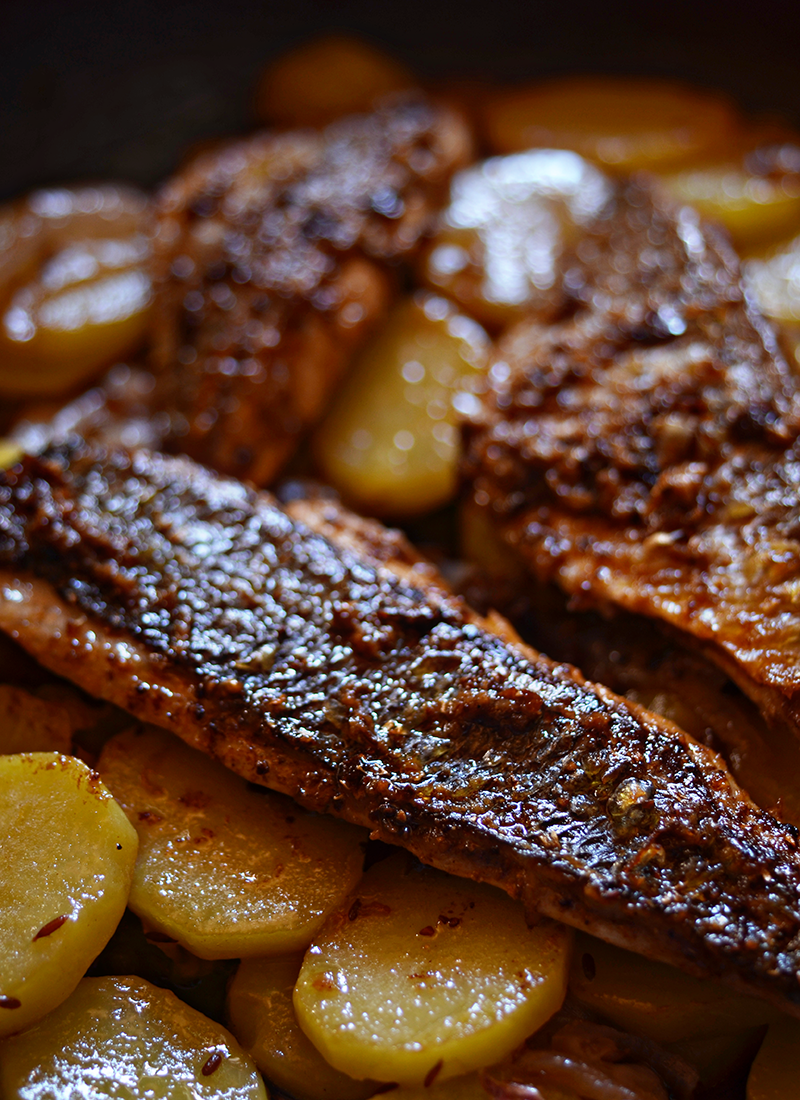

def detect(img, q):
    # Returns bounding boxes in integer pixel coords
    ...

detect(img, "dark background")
[3,0,800,200]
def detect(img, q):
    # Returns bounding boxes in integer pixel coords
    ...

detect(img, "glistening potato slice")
[294,854,571,1087]
[0,975,266,1099]
[98,725,368,959]
[661,135,800,253]
[0,185,153,397]
[228,953,379,1100]
[313,293,489,517]
[419,149,610,329]
[482,76,736,172]
[0,752,137,1038]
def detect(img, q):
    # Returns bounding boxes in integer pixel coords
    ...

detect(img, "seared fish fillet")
[148,96,472,484]
[464,177,800,742]
[2,442,800,1015]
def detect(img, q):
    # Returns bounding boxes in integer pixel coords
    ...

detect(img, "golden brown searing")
[3,442,800,1017]
[464,177,800,743]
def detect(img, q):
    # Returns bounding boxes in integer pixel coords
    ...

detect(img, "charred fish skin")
[2,443,800,1014]
[148,96,473,485]
[464,177,800,739]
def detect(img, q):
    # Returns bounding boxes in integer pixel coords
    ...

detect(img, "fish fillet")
[2,441,800,1016]
[464,177,800,742]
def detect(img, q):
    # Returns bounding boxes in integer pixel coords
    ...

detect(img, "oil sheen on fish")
[464,177,800,743]
[2,441,800,1016]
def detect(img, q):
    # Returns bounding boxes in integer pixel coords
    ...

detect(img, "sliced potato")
[0,752,137,1037]
[747,1014,800,1098]
[662,139,800,252]
[229,953,379,1100]
[0,975,266,1099]
[569,932,777,1044]
[294,853,571,1086]
[313,293,490,517]
[482,77,737,172]
[98,725,368,959]
[255,35,414,129]
[0,684,73,754]
[420,150,610,329]
[745,233,800,325]
[0,185,152,397]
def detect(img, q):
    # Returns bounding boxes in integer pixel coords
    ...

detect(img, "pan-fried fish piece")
[147,97,472,484]
[2,442,800,1016]
[464,177,800,742]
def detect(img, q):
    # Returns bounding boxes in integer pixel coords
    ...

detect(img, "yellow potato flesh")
[313,293,490,517]
[294,854,571,1086]
[98,725,368,959]
[420,150,610,329]
[482,77,737,172]
[228,953,379,1100]
[0,684,73,754]
[255,34,414,129]
[662,163,800,253]
[0,975,267,1099]
[569,932,776,1045]
[0,185,152,397]
[745,234,800,325]
[747,1014,800,1099]
[0,752,138,1038]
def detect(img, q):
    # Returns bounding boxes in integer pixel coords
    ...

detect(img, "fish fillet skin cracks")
[148,96,472,484]
[2,444,800,1014]
[464,177,800,741]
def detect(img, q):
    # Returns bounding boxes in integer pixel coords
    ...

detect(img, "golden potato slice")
[294,853,571,1086]
[313,293,490,517]
[0,185,152,397]
[0,684,73,754]
[420,150,610,329]
[569,932,776,1044]
[482,77,736,172]
[255,35,415,129]
[0,752,137,1037]
[0,975,267,1099]
[662,140,800,253]
[229,953,379,1100]
[98,725,368,959]
[747,1014,800,1099]
[745,233,800,326]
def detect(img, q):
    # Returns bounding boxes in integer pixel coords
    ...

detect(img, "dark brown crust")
[148,97,472,484]
[2,442,800,1014]
[464,177,800,740]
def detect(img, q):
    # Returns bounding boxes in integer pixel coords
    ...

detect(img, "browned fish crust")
[2,442,800,1012]
[148,96,472,484]
[464,177,800,741]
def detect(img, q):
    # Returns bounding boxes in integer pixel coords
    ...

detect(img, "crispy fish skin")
[464,177,800,740]
[148,97,472,484]
[2,443,800,1014]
